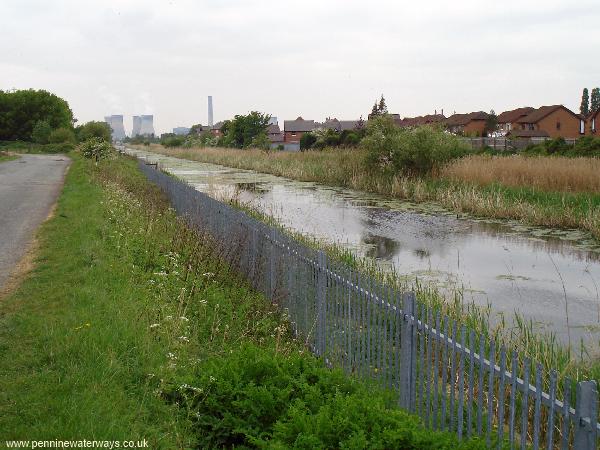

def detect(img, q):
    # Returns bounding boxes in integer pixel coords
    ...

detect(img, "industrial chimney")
[208,96,214,128]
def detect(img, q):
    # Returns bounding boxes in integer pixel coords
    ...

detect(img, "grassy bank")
[141,145,600,239]
[0,154,486,448]
[0,151,19,162]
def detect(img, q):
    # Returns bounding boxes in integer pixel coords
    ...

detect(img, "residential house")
[514,105,584,139]
[496,107,534,134]
[445,111,489,136]
[587,109,599,135]
[267,124,284,149]
[396,114,446,128]
[283,117,316,143]
[210,121,224,138]
[320,118,361,132]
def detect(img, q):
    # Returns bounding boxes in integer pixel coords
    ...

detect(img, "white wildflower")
[149,323,160,329]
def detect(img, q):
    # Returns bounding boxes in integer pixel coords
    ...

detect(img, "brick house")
[587,109,600,135]
[320,118,361,132]
[515,105,584,139]
[497,107,534,134]
[210,121,224,138]
[267,124,284,147]
[397,114,446,128]
[283,117,316,143]
[445,111,489,136]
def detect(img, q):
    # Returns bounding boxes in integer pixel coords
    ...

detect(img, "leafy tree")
[485,109,498,135]
[76,121,112,142]
[0,89,73,141]
[580,88,590,116]
[221,112,270,148]
[48,127,76,144]
[31,120,53,144]
[300,132,317,150]
[77,137,112,163]
[188,124,204,135]
[591,87,600,113]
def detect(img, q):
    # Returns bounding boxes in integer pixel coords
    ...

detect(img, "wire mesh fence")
[138,159,599,449]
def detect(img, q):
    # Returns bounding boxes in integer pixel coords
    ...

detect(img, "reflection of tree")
[362,233,399,260]
[413,249,431,259]
[235,182,269,194]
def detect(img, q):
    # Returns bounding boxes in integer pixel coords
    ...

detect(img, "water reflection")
[129,148,600,348]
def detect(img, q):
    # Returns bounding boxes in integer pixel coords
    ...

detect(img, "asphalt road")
[0,154,71,291]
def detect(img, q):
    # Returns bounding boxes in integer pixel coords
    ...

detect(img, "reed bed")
[442,155,600,194]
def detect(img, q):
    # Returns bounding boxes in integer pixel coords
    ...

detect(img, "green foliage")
[166,345,487,449]
[0,89,74,141]
[31,120,53,144]
[580,88,590,116]
[75,121,112,143]
[188,123,204,135]
[300,132,317,150]
[48,127,76,144]
[591,87,600,113]
[77,137,113,161]
[485,109,498,135]
[221,112,271,148]
[522,136,600,157]
[362,116,469,175]
[370,95,388,118]
[160,133,185,148]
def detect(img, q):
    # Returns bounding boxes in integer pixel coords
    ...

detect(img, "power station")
[139,115,155,137]
[104,115,126,141]
[132,116,142,137]
[208,96,214,127]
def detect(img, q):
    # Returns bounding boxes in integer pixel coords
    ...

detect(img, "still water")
[128,148,600,348]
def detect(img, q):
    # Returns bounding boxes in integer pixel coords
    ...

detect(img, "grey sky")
[2,0,599,134]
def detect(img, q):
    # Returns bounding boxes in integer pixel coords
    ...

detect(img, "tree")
[0,89,73,141]
[48,127,76,144]
[580,88,590,116]
[485,110,498,136]
[31,120,52,144]
[300,132,317,151]
[221,112,270,148]
[378,95,388,115]
[76,121,112,142]
[77,137,112,163]
[189,124,204,135]
[591,88,600,113]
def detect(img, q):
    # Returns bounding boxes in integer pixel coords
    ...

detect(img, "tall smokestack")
[208,96,214,127]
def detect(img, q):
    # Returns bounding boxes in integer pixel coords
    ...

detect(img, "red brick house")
[497,107,534,134]
[210,121,224,138]
[587,109,599,135]
[397,114,446,128]
[283,117,316,143]
[515,105,584,139]
[445,112,489,136]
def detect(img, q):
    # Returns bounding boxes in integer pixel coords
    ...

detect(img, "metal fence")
[460,137,578,151]
[138,159,599,449]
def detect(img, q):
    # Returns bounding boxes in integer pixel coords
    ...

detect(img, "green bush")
[31,120,52,144]
[362,116,469,175]
[165,345,488,449]
[48,127,76,144]
[300,132,317,150]
[162,136,185,147]
[75,121,112,143]
[77,137,112,162]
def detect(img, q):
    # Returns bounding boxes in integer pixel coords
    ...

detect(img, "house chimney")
[435,109,437,115]
[208,96,214,128]
[441,108,444,116]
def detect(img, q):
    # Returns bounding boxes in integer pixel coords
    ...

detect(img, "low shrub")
[77,137,112,161]
[165,345,488,449]
[48,127,76,144]
[362,116,470,175]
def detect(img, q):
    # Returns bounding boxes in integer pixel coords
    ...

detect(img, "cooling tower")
[139,115,155,137]
[208,96,213,127]
[104,115,126,141]
[132,116,142,137]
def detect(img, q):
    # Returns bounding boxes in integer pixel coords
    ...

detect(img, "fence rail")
[459,137,578,151]
[137,159,599,449]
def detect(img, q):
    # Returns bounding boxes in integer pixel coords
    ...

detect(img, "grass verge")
[140,145,600,239]
[0,153,487,448]
[0,151,19,162]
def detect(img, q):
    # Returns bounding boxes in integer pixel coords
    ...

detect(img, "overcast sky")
[2,0,599,134]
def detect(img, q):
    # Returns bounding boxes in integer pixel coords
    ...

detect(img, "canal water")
[128,148,600,349]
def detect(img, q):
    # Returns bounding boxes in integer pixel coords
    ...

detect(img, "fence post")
[574,380,599,450]
[250,227,258,289]
[269,228,276,301]
[399,292,416,410]
[316,251,327,357]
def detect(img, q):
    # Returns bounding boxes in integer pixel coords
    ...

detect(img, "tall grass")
[137,144,600,239]
[442,154,600,193]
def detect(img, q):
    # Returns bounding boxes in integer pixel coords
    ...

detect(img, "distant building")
[268,116,278,126]
[587,109,599,135]
[139,115,155,137]
[396,114,446,128]
[173,127,191,136]
[267,124,284,149]
[132,116,142,137]
[513,105,583,139]
[320,118,362,132]
[497,107,535,134]
[445,111,489,136]
[210,121,224,138]
[104,115,126,141]
[283,117,316,144]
